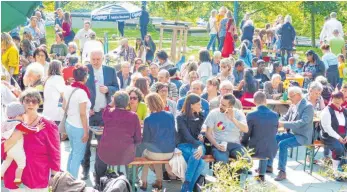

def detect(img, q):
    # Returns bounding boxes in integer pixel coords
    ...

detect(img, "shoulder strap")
[65,88,79,113]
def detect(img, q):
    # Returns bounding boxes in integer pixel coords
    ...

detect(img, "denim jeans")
[66,121,87,178]
[280,49,292,66]
[258,160,269,175]
[322,135,347,160]
[207,34,217,52]
[212,142,246,163]
[218,36,225,51]
[267,133,301,172]
[178,143,206,191]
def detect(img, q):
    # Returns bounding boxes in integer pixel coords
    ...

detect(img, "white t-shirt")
[74,28,95,50]
[43,75,66,121]
[64,86,91,128]
[197,62,212,84]
[209,17,217,34]
[93,67,107,112]
[1,84,17,121]
[82,40,104,63]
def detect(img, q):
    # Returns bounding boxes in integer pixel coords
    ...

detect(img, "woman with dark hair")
[321,44,339,88]
[19,39,34,69]
[136,38,146,63]
[197,50,212,84]
[63,66,91,178]
[303,50,326,88]
[135,77,150,97]
[156,82,177,116]
[60,12,73,44]
[144,34,156,64]
[126,86,148,125]
[238,68,258,107]
[239,40,252,68]
[253,38,262,59]
[157,50,174,70]
[270,61,286,81]
[50,32,68,63]
[43,60,65,125]
[177,94,206,192]
[201,77,220,102]
[221,11,237,58]
[33,47,50,77]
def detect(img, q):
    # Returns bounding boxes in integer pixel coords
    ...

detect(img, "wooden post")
[178,28,183,60]
[183,27,188,56]
[171,28,178,63]
[159,26,164,50]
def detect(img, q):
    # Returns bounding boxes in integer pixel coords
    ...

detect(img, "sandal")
[152,180,163,190]
[140,181,147,191]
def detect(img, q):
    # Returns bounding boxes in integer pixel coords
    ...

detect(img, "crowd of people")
[1,4,347,192]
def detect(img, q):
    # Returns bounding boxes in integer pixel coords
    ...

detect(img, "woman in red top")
[222,11,236,58]
[61,12,72,44]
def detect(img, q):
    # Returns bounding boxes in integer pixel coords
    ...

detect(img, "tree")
[164,1,191,22]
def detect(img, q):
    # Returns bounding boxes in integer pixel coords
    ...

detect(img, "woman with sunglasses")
[2,88,60,190]
[155,82,177,116]
[177,94,206,192]
[126,87,148,126]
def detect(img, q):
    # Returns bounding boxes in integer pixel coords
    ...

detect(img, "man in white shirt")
[74,20,95,54]
[320,12,344,44]
[35,11,46,45]
[82,32,104,64]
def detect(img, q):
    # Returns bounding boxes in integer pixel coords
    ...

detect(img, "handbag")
[58,88,79,133]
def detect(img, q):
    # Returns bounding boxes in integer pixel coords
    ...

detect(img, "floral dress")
[303,63,317,89]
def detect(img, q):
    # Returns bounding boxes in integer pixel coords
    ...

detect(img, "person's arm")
[320,107,342,140]
[45,121,61,173]
[264,82,273,99]
[142,119,150,147]
[241,114,253,147]
[227,109,248,133]
[133,116,142,145]
[3,130,23,152]
[79,102,89,143]
[319,24,327,43]
[280,106,292,121]
[281,105,314,130]
[177,116,201,147]
[7,49,19,76]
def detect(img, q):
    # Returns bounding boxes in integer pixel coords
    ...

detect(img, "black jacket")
[176,113,205,148]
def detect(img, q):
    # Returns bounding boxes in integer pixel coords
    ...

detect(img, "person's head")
[308,81,323,100]
[240,41,248,57]
[288,57,295,65]
[220,80,234,96]
[121,61,131,74]
[22,31,33,41]
[220,93,236,113]
[211,9,217,18]
[35,11,42,19]
[156,51,169,64]
[320,44,331,53]
[331,91,344,108]
[33,47,48,64]
[338,54,345,63]
[68,56,79,66]
[29,16,38,27]
[63,12,71,24]
[284,15,292,24]
[340,84,347,100]
[113,91,130,109]
[186,62,198,73]
[219,6,227,15]
[136,38,143,46]
[138,64,149,77]
[235,60,245,72]
[158,69,170,83]
[56,8,63,17]
[220,58,233,75]
[315,76,328,86]
[89,32,96,40]
[20,39,32,54]
[149,63,159,75]
[182,93,202,116]
[145,93,165,113]
[155,82,169,99]
[213,51,222,64]
[330,12,337,19]
[25,62,44,85]
[243,13,250,20]
[90,50,104,69]
[296,61,304,69]
[288,86,303,105]
[1,32,14,50]
[254,91,267,106]
[190,80,204,95]
[206,78,220,93]
[126,87,144,105]
[305,50,318,63]
[134,58,143,71]
[6,102,26,121]
[134,77,149,96]
[73,65,89,83]
[20,88,42,114]
[265,23,271,29]
[271,74,282,87]
[244,19,253,27]
[226,11,233,21]
[68,42,77,54]
[188,71,199,84]
[83,20,91,31]
[199,50,211,63]
[256,59,266,73]
[12,35,20,49]
[252,57,259,68]
[55,32,64,43]
[272,62,282,73]
[48,60,63,76]
[244,68,257,93]
[324,16,330,22]
[144,34,153,43]
[120,38,129,47]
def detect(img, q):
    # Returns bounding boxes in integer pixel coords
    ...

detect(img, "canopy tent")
[91,2,142,22]
[1,1,41,32]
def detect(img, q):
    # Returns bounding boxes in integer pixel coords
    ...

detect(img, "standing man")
[139,5,150,40]
[54,8,64,30]
[81,50,119,180]
[320,12,344,45]
[268,86,314,181]
[35,11,46,45]
[118,21,125,37]
[74,20,95,55]
[241,91,278,182]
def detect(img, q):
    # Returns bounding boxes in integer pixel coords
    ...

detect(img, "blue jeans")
[267,133,301,172]
[212,142,246,163]
[218,36,225,51]
[178,143,206,192]
[258,160,269,175]
[66,121,87,178]
[207,34,217,52]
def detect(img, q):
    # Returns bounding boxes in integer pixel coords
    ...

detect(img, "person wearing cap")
[254,59,270,89]
[168,67,183,92]
[82,32,104,64]
[23,16,42,45]
[329,29,346,56]
[320,12,344,44]
[74,20,95,54]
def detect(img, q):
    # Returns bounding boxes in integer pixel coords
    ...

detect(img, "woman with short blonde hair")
[146,92,164,112]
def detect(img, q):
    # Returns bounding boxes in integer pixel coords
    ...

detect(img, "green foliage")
[42,1,55,12]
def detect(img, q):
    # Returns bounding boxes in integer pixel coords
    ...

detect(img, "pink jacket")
[2,118,61,189]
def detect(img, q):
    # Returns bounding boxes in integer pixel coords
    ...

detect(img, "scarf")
[329,103,344,113]
[329,103,346,135]
[71,81,91,99]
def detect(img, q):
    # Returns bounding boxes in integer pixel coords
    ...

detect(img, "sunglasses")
[24,98,39,105]
[130,97,138,100]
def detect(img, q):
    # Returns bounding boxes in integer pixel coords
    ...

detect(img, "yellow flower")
[283,80,290,90]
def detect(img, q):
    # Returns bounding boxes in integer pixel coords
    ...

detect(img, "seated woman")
[306,81,325,112]
[238,68,258,107]
[217,58,234,84]
[126,87,148,126]
[177,94,206,192]
[315,76,334,106]
[270,61,286,81]
[302,50,325,89]
[264,74,287,114]
[140,93,176,190]
[239,40,253,68]
[320,91,347,179]
[156,82,177,116]
[201,77,220,102]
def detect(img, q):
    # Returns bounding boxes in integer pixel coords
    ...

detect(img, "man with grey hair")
[241,19,255,50]
[23,62,45,88]
[150,69,178,100]
[279,14,296,65]
[212,51,222,76]
[241,91,278,182]
[329,29,346,56]
[119,38,136,65]
[320,12,344,44]
[210,80,242,110]
[65,42,78,64]
[268,86,314,181]
[35,11,46,45]
[82,50,119,180]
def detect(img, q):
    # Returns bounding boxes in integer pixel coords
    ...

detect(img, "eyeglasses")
[24,98,39,105]
[221,88,232,91]
[36,54,46,57]
[130,97,138,100]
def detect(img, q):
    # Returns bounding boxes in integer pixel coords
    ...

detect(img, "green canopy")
[1,1,41,32]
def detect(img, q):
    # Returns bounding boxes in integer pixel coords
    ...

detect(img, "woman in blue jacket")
[239,40,253,68]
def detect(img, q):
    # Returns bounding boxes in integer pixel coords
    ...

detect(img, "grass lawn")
[42,26,321,62]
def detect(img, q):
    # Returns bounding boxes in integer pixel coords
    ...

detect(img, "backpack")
[100,171,131,192]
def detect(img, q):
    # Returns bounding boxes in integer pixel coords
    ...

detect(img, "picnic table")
[286,74,304,87]
[245,98,291,105]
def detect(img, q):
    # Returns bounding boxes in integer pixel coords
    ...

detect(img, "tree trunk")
[310,2,316,47]
[234,1,239,26]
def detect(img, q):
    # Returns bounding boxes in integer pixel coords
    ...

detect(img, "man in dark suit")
[82,50,119,180]
[268,86,314,181]
[242,91,278,182]
[139,5,149,40]
[117,62,132,89]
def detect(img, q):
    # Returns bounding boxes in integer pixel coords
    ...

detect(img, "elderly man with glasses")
[150,69,178,101]
[210,80,242,110]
